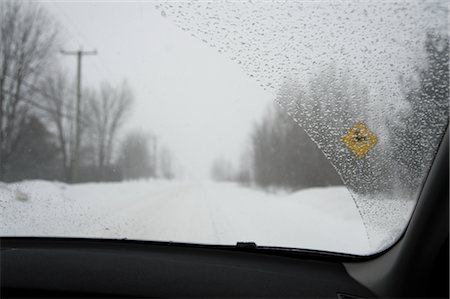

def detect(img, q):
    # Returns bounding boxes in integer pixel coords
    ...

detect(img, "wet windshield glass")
[0,0,448,255]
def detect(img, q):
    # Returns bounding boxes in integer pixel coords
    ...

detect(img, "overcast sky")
[39,1,274,179]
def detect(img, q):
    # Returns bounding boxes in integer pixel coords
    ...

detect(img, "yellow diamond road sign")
[341,121,378,159]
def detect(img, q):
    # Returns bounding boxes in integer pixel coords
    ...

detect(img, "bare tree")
[0,1,58,179]
[40,69,75,181]
[211,157,233,182]
[87,81,133,172]
[118,130,152,180]
[245,102,342,190]
[157,146,175,179]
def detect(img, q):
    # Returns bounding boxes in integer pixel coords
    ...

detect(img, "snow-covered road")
[0,180,370,254]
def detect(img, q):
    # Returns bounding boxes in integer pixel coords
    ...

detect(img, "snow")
[0,180,371,255]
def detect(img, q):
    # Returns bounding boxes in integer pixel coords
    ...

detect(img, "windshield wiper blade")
[236,242,258,249]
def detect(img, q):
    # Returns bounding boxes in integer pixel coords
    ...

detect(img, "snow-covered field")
[0,180,372,254]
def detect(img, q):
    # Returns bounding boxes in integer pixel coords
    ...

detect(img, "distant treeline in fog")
[212,31,448,195]
[0,1,175,183]
[211,103,342,191]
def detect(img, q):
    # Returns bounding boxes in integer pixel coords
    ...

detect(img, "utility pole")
[61,48,97,183]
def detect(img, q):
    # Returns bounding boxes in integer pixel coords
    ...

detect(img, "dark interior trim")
[344,128,449,298]
[1,237,374,298]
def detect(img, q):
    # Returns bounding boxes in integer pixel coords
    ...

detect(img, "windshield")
[0,0,448,255]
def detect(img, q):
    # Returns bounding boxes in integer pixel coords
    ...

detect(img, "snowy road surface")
[0,180,370,254]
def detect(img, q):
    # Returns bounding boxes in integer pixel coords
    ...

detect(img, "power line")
[3,73,77,101]
[50,2,112,82]
[2,73,91,125]
[1,88,73,121]
[61,48,97,183]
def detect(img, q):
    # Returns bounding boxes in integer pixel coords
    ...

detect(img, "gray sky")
[40,1,274,179]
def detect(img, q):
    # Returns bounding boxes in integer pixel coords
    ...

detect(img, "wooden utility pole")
[61,48,97,183]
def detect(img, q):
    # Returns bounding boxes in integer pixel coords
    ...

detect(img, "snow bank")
[0,180,371,255]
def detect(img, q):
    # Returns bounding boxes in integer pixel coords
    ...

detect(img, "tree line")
[0,1,175,183]
[212,31,448,195]
[387,32,449,195]
[211,102,343,191]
